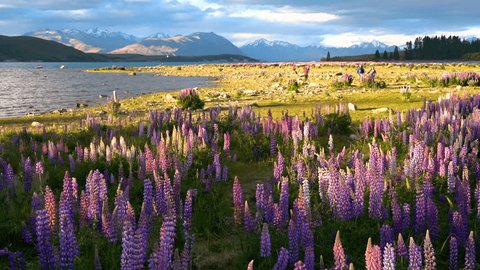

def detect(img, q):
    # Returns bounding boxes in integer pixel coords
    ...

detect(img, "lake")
[0,62,213,118]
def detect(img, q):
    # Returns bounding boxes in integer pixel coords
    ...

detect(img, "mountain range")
[25,28,399,61]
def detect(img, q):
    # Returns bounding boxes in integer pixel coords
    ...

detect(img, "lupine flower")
[260,223,271,257]
[288,219,299,266]
[44,186,57,233]
[304,245,314,270]
[35,161,44,175]
[333,231,346,270]
[273,247,289,270]
[247,260,254,270]
[149,216,176,270]
[380,224,394,252]
[294,261,307,270]
[59,199,77,269]
[464,231,475,270]
[408,237,422,270]
[402,203,411,230]
[36,209,56,270]
[183,189,195,236]
[382,243,395,270]
[279,177,289,225]
[423,230,436,270]
[397,233,407,258]
[449,236,458,270]
[365,238,381,270]
[233,176,244,225]
[244,201,255,232]
[121,214,136,270]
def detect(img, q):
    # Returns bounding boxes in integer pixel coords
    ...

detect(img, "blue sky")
[0,0,478,46]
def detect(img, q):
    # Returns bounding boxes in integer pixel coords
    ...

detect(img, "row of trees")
[374,47,400,61]
[403,35,480,60]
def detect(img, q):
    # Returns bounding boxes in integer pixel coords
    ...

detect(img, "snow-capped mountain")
[25,28,140,53]
[241,39,397,61]
[112,32,243,56]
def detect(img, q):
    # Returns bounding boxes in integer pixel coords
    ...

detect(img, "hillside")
[0,35,96,62]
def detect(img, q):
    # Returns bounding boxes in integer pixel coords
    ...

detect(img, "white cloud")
[231,7,338,24]
[321,32,414,47]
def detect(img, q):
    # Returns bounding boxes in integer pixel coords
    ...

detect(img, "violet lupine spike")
[397,233,407,258]
[59,206,76,269]
[183,189,195,237]
[121,215,136,270]
[382,243,395,270]
[288,219,299,266]
[380,224,394,252]
[423,230,436,270]
[333,231,346,270]
[149,216,176,270]
[402,203,411,230]
[304,245,314,270]
[233,176,244,225]
[414,183,426,235]
[449,236,458,270]
[365,238,381,270]
[36,209,56,270]
[244,201,255,232]
[23,157,33,192]
[44,186,57,233]
[273,247,289,270]
[408,237,422,270]
[391,197,402,234]
[102,199,116,242]
[464,231,475,270]
[279,177,289,226]
[260,223,271,257]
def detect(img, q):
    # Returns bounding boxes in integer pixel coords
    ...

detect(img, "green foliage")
[106,100,121,117]
[286,79,300,93]
[322,112,352,134]
[177,91,205,110]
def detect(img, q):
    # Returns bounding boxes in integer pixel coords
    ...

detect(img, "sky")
[0,0,479,47]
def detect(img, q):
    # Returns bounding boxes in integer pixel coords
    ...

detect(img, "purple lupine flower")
[380,224,394,252]
[279,178,289,226]
[265,195,275,225]
[402,203,411,230]
[391,197,402,234]
[288,219,299,266]
[150,216,176,270]
[121,214,136,270]
[273,247,289,270]
[365,238,381,270]
[270,133,277,157]
[260,223,271,257]
[143,179,154,218]
[233,176,244,225]
[451,211,467,244]
[447,161,455,193]
[102,199,116,242]
[301,246,313,270]
[426,198,438,240]
[59,194,77,269]
[408,237,422,270]
[213,153,221,182]
[36,209,56,270]
[183,189,195,236]
[397,233,407,258]
[23,157,33,192]
[244,201,255,232]
[449,236,458,270]
[423,230,436,270]
[383,243,395,270]
[414,184,426,235]
[30,192,43,239]
[333,231,346,270]
[464,231,475,270]
[353,157,366,216]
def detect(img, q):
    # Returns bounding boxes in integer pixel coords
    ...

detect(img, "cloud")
[0,0,478,46]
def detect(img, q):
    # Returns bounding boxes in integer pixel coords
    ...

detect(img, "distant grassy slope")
[0,35,96,62]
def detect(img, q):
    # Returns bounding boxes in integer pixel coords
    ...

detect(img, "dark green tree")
[393,46,400,60]
[326,51,331,61]
[375,50,380,60]
[382,50,388,60]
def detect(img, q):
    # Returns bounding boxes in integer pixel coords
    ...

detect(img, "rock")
[52,109,67,113]
[99,95,109,98]
[128,72,137,76]
[456,85,462,90]
[335,72,343,76]
[76,103,88,108]
[31,121,43,128]
[372,107,390,113]
[308,82,318,87]
[348,103,357,111]
[243,90,258,96]
[164,94,176,102]
[349,134,358,140]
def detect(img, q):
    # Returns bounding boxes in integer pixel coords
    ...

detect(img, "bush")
[331,73,354,88]
[177,88,205,110]
[323,112,352,134]
[361,74,387,89]
[286,79,300,93]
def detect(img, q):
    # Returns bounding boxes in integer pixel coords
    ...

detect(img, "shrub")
[323,112,352,134]
[361,74,387,89]
[286,79,300,93]
[331,73,354,88]
[440,72,480,87]
[177,88,205,110]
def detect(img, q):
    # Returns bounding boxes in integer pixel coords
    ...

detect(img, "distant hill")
[0,35,96,62]
[0,35,255,62]
[25,28,140,53]
[240,39,397,62]
[112,32,244,56]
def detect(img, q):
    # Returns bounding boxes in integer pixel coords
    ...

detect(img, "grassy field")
[0,62,479,269]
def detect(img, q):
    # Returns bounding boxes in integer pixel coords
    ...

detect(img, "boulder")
[372,107,390,113]
[164,94,176,103]
[348,103,357,111]
[31,121,43,128]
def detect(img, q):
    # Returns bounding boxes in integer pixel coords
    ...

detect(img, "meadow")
[0,62,479,269]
